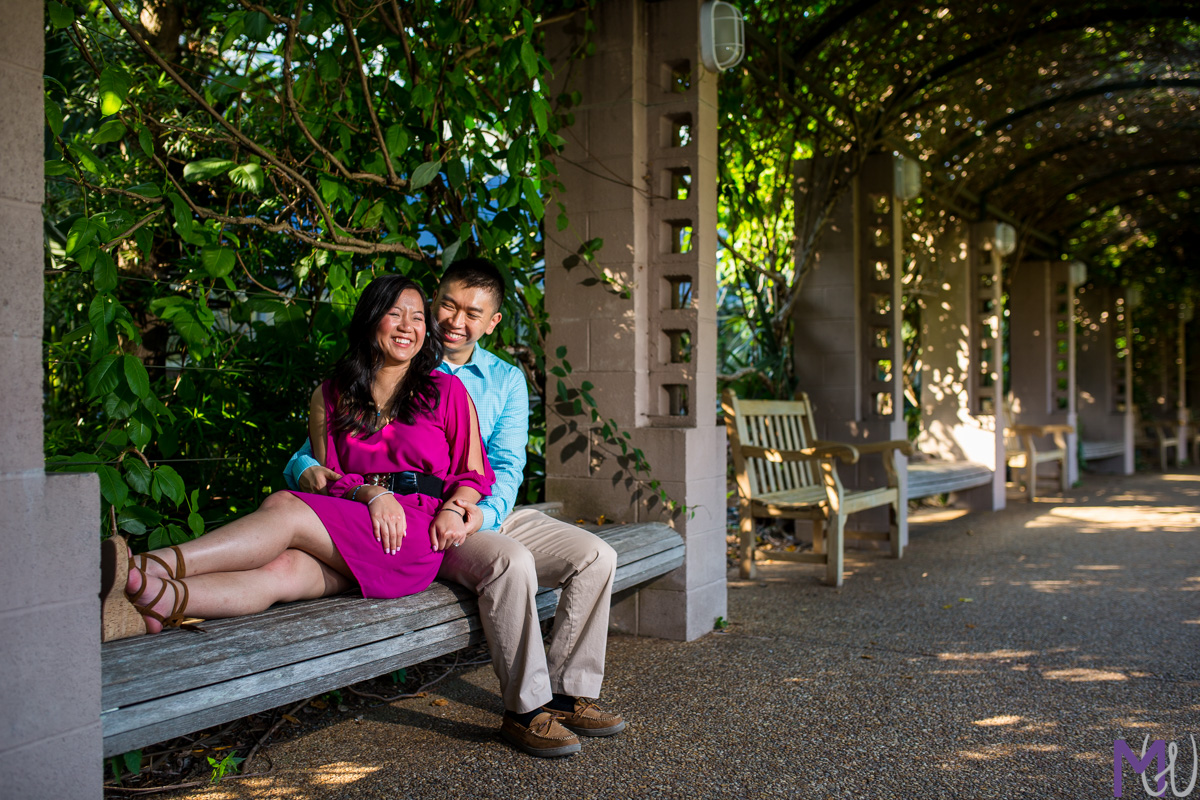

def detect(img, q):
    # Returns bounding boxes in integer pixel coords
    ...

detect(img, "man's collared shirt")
[283,343,529,531]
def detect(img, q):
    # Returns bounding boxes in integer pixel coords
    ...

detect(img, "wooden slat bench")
[1005,422,1073,500]
[906,461,993,500]
[1081,439,1124,466]
[723,390,912,587]
[101,517,684,757]
[1136,418,1179,471]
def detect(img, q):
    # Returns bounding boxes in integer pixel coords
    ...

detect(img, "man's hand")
[451,498,485,535]
[429,507,470,551]
[298,465,342,494]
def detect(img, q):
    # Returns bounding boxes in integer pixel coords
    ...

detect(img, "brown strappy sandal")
[131,544,187,581]
[100,535,147,642]
[128,567,190,632]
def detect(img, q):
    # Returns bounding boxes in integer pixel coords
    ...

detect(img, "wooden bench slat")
[907,462,993,498]
[1081,440,1124,460]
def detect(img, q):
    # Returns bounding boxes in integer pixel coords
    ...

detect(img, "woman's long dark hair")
[330,275,444,437]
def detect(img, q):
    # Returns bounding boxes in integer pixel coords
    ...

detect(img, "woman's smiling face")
[375,288,426,368]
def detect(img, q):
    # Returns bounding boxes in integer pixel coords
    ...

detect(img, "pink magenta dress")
[290,372,493,598]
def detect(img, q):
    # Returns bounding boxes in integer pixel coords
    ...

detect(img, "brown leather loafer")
[543,698,626,737]
[500,712,581,757]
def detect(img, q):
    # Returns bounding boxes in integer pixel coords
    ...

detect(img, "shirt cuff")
[480,505,500,532]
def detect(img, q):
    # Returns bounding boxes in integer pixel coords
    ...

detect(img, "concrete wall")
[1008,260,1079,484]
[0,1,103,796]
[793,153,909,544]
[914,221,1005,509]
[544,0,726,641]
[1076,285,1134,473]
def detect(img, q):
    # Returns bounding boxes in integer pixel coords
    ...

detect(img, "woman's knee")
[260,490,303,514]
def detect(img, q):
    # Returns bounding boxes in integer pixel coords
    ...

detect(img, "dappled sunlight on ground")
[309,762,382,786]
[1041,667,1127,682]
[1025,505,1200,532]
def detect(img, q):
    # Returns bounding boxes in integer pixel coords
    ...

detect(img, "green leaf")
[522,178,544,220]
[556,379,569,403]
[385,124,409,157]
[167,524,190,545]
[85,354,122,398]
[228,163,264,194]
[167,193,194,239]
[153,465,186,506]
[201,246,236,278]
[126,183,162,198]
[148,526,169,549]
[127,412,152,449]
[70,143,108,176]
[123,355,150,398]
[117,513,147,536]
[47,1,74,29]
[45,99,63,137]
[555,345,567,358]
[138,126,155,158]
[92,250,118,292]
[45,160,73,177]
[91,119,127,145]
[441,238,463,267]
[361,200,384,229]
[121,750,142,778]
[97,465,130,509]
[65,217,97,255]
[98,66,132,116]
[123,459,152,495]
[409,160,442,190]
[187,512,205,537]
[519,39,539,79]
[183,158,235,182]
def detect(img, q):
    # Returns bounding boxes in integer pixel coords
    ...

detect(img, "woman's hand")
[367,490,407,555]
[430,507,470,551]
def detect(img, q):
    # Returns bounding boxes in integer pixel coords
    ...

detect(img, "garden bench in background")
[100,504,683,757]
[1135,416,1179,471]
[1080,438,1125,468]
[905,459,994,502]
[1005,422,1073,500]
[723,390,912,587]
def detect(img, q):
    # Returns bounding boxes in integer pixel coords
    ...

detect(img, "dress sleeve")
[441,375,495,498]
[320,380,367,499]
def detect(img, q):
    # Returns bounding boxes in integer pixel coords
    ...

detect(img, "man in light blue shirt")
[285,259,624,757]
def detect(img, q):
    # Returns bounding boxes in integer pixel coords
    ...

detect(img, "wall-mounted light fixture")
[1068,260,1088,288]
[973,220,1016,256]
[892,154,922,201]
[700,1,745,72]
[1125,284,1143,309]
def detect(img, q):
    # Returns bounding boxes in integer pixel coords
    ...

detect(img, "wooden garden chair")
[723,390,913,587]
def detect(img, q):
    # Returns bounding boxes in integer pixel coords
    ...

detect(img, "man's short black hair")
[440,257,506,310]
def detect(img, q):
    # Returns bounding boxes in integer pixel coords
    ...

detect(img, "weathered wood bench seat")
[101,519,684,757]
[1080,439,1124,464]
[906,461,993,499]
[723,390,912,587]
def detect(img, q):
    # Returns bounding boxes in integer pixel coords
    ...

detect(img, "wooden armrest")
[821,438,915,457]
[739,444,860,465]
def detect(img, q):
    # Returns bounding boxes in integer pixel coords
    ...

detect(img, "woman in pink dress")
[101,275,493,640]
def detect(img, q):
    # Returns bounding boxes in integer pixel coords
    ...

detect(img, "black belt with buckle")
[363,471,444,499]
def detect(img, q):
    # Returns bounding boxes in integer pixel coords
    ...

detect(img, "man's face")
[434,279,503,362]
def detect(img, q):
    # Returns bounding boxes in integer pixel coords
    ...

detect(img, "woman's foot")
[132,544,187,581]
[126,566,188,634]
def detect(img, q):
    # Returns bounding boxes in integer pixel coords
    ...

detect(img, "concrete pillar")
[1177,310,1190,465]
[793,153,909,545]
[915,221,1006,510]
[1008,261,1079,484]
[0,2,103,796]
[543,0,725,642]
[1076,285,1134,474]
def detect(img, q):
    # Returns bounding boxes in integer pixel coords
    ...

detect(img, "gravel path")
[168,470,1199,799]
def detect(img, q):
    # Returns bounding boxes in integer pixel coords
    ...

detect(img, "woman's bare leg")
[137,491,350,580]
[128,548,354,633]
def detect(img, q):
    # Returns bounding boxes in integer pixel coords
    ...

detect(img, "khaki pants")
[437,508,617,714]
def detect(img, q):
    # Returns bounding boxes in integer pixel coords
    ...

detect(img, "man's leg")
[497,508,617,702]
[438,530,551,712]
